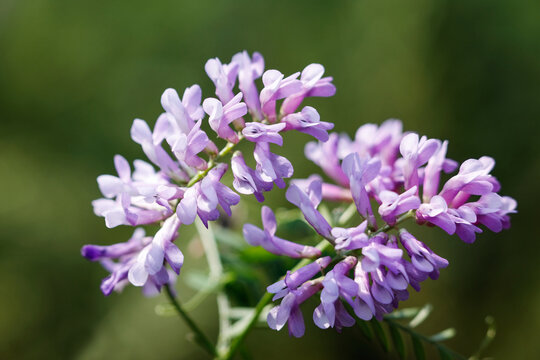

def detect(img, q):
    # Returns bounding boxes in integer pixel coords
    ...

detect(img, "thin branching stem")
[164,285,218,357]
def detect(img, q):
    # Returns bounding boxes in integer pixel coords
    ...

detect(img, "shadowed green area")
[0,0,539,359]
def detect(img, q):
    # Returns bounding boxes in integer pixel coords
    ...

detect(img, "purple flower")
[439,156,497,208]
[177,163,240,227]
[253,142,293,188]
[282,106,334,142]
[465,193,517,232]
[416,195,456,235]
[170,119,210,170]
[342,153,381,226]
[161,86,204,135]
[321,183,353,202]
[231,151,273,202]
[203,94,248,143]
[243,206,321,258]
[332,221,369,250]
[353,263,376,320]
[92,197,165,228]
[399,229,448,277]
[130,118,187,181]
[447,206,483,243]
[232,51,264,120]
[205,57,238,104]
[82,225,181,296]
[97,154,134,199]
[127,215,184,286]
[314,257,361,330]
[82,228,148,262]
[305,133,349,186]
[286,177,333,240]
[378,186,421,225]
[242,122,286,145]
[260,69,303,122]
[267,280,323,337]
[399,133,441,191]
[281,63,336,116]
[353,120,403,166]
[267,256,332,300]
[422,140,458,202]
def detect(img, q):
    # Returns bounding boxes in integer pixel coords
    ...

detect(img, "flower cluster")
[82,51,336,296]
[244,119,516,337]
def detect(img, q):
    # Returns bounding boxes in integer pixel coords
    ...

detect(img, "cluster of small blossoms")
[82,51,336,296]
[244,119,517,337]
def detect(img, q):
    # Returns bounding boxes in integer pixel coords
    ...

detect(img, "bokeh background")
[1,0,539,359]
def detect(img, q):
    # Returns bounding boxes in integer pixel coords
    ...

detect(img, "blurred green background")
[1,0,539,359]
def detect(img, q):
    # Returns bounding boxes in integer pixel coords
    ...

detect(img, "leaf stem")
[164,285,217,357]
[384,317,467,360]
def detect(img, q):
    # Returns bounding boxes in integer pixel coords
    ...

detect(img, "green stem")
[164,285,217,357]
[371,210,416,236]
[384,317,467,360]
[187,135,243,187]
[195,220,233,355]
[219,239,332,360]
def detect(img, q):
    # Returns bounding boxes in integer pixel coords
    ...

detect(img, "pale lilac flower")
[92,194,166,228]
[439,156,497,208]
[205,57,239,104]
[378,186,421,225]
[267,256,332,300]
[321,183,353,202]
[399,229,448,276]
[130,118,187,181]
[416,195,456,235]
[232,51,264,120]
[243,206,321,258]
[82,228,148,262]
[281,63,336,115]
[305,133,349,186]
[314,257,361,330]
[353,263,376,320]
[332,221,369,250]
[260,70,303,122]
[465,194,517,232]
[170,120,210,170]
[177,163,240,226]
[399,133,440,190]
[83,226,180,296]
[231,151,273,202]
[267,280,323,338]
[253,142,293,188]
[361,237,405,275]
[161,86,204,135]
[97,155,134,199]
[282,106,334,142]
[342,153,381,225]
[128,215,183,286]
[203,93,248,143]
[447,206,483,243]
[242,122,286,145]
[286,178,333,240]
[423,140,458,202]
[353,119,403,166]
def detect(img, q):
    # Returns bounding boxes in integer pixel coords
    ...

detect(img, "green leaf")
[411,335,425,360]
[370,319,389,352]
[357,320,373,339]
[409,303,433,328]
[429,328,456,342]
[213,227,247,250]
[184,271,211,291]
[437,346,453,360]
[389,324,406,359]
[385,307,420,320]
[154,303,177,317]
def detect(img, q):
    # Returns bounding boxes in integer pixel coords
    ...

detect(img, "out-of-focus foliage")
[0,0,538,359]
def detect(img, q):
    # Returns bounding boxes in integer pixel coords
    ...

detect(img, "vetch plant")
[82,51,515,359]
